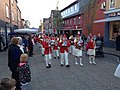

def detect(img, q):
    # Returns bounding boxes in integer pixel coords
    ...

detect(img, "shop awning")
[94,17,120,23]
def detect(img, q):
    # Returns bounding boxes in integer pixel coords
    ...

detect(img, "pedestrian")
[28,35,34,57]
[73,35,84,66]
[22,35,29,54]
[58,35,71,67]
[43,36,52,68]
[87,36,96,65]
[8,37,23,90]
[0,78,16,90]
[116,32,120,51]
[17,37,24,53]
[17,54,31,89]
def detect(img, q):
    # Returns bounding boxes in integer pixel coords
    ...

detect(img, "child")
[17,54,31,87]
[87,36,96,65]
[0,78,16,90]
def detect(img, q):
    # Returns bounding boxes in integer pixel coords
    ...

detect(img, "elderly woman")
[8,37,23,90]
[17,37,24,53]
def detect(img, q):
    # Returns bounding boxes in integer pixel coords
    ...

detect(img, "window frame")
[109,0,115,9]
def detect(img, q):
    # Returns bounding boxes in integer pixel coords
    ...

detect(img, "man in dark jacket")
[8,37,23,90]
[116,32,120,51]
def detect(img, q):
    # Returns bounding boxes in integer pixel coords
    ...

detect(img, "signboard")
[108,12,120,17]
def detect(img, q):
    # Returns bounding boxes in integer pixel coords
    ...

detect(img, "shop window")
[109,0,115,9]
[110,21,120,40]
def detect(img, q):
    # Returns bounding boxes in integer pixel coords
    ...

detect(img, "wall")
[0,0,10,23]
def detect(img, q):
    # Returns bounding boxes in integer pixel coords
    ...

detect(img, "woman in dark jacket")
[8,37,23,90]
[116,33,120,51]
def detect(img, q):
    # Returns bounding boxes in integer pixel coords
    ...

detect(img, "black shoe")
[54,57,56,59]
[66,65,70,67]
[46,66,49,68]
[42,54,44,56]
[48,64,51,68]
[61,64,64,67]
[58,56,60,59]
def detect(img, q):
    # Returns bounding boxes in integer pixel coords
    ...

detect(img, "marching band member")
[43,36,52,68]
[53,37,60,59]
[69,35,75,54]
[39,36,45,57]
[58,35,71,67]
[73,35,84,66]
[87,36,96,65]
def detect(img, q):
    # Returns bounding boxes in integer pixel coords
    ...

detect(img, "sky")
[18,0,75,28]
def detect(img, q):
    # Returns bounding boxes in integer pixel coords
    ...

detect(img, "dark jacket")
[17,62,31,84]
[116,35,120,44]
[8,44,23,72]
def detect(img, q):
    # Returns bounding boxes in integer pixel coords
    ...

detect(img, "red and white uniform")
[43,36,52,67]
[87,40,96,56]
[73,36,84,66]
[53,39,60,58]
[58,38,70,65]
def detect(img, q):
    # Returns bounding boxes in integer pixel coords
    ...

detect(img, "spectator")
[17,37,24,53]
[17,54,31,89]
[95,33,104,45]
[116,32,120,51]
[28,36,34,57]
[0,78,16,90]
[8,37,23,90]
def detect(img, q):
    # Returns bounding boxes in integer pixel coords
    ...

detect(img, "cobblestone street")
[0,45,120,90]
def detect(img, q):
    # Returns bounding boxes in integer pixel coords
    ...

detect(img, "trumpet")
[59,38,63,43]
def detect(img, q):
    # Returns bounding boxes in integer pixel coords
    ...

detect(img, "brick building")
[95,0,120,48]
[0,0,22,48]
[60,0,106,37]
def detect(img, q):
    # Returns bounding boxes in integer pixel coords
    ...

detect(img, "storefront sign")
[109,12,120,17]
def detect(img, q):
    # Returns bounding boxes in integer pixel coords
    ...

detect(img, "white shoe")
[80,63,83,67]
[75,62,78,65]
[93,62,96,65]
[89,61,92,64]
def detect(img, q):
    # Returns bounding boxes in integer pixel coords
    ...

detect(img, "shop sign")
[108,12,120,17]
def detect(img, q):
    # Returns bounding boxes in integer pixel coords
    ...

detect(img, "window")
[75,4,78,11]
[78,17,81,24]
[68,8,70,14]
[110,21,120,40]
[11,0,14,4]
[11,11,14,21]
[101,2,106,9]
[109,0,115,9]
[6,5,9,18]
[71,6,74,12]
[67,20,69,26]
[74,18,76,25]
[70,19,72,25]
